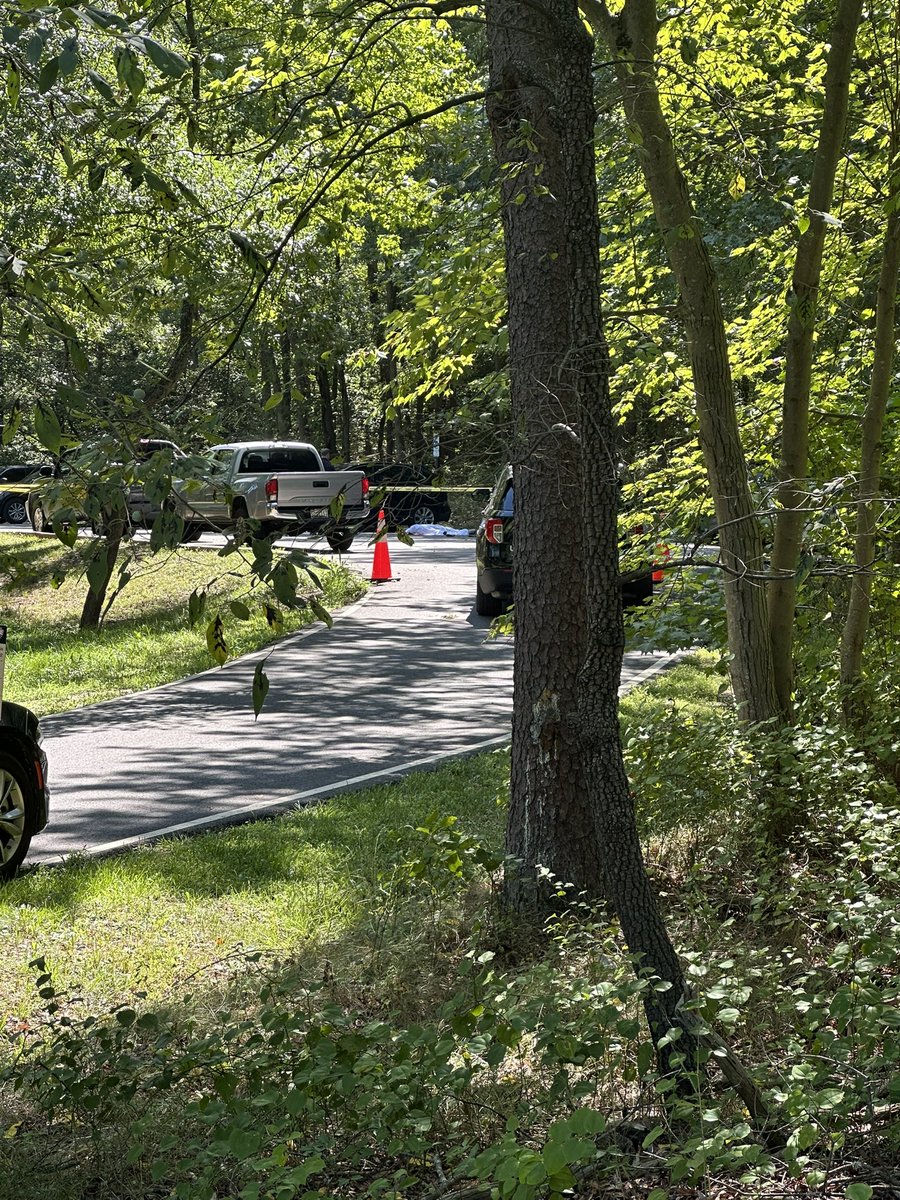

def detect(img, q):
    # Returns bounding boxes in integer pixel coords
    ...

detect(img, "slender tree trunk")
[291,340,310,440]
[144,297,198,411]
[840,160,900,705]
[593,0,778,724]
[80,516,124,631]
[260,331,281,430]
[369,264,397,459]
[317,364,337,453]
[767,0,863,718]
[337,363,352,460]
[276,332,292,438]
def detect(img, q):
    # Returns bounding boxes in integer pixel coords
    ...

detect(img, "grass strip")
[0,534,367,715]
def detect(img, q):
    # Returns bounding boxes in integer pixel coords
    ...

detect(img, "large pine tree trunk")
[768,0,863,717]
[487,2,695,1065]
[593,0,779,725]
[487,0,601,909]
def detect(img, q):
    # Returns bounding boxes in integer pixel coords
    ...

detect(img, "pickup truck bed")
[174,441,368,551]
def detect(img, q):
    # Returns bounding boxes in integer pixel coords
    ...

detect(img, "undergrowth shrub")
[3,663,900,1200]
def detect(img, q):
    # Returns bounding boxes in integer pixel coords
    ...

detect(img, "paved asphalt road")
[8,532,677,865]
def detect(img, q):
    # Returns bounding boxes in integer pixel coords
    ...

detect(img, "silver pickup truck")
[173,441,369,551]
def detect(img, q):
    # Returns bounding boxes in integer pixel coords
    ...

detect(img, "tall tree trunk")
[291,341,310,440]
[593,0,779,725]
[260,331,281,429]
[369,265,397,459]
[488,0,696,1071]
[840,152,900,705]
[767,0,864,718]
[144,297,199,411]
[317,364,337,454]
[337,363,352,460]
[487,0,598,908]
[276,332,292,439]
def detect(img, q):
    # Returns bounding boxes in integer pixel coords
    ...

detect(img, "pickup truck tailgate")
[272,470,365,510]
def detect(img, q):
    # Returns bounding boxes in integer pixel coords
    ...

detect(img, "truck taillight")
[485,518,504,545]
[265,478,278,503]
[362,477,369,498]
[652,543,671,583]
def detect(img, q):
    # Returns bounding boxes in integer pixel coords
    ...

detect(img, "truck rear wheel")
[326,530,354,553]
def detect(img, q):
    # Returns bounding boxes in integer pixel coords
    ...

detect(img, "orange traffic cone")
[370,510,394,583]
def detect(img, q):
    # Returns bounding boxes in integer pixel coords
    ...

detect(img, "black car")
[0,464,53,525]
[344,462,451,527]
[0,700,50,879]
[474,466,655,616]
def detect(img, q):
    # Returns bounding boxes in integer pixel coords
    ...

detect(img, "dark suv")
[475,466,655,616]
[0,698,50,879]
[343,462,451,527]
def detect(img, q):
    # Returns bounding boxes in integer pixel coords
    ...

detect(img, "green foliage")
[3,663,899,1198]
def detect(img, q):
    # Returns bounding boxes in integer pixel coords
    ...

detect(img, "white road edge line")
[40,733,512,864]
[38,647,686,867]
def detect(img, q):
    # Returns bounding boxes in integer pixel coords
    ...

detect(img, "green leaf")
[309,597,332,628]
[206,615,227,665]
[38,57,59,93]
[845,1187,873,1200]
[229,600,251,620]
[34,403,62,454]
[252,660,269,718]
[229,230,269,275]
[188,588,207,627]
[58,44,79,77]
[140,36,189,78]
[6,65,20,109]
[264,604,283,633]
[54,515,78,548]
[328,493,345,520]
[86,553,110,596]
[798,212,810,235]
[642,1125,665,1148]
[87,69,116,101]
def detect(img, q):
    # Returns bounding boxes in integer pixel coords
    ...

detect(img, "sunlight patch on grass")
[0,534,367,714]
[0,751,509,1019]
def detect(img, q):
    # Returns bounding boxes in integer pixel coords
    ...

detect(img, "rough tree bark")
[591,0,779,725]
[487,0,697,1065]
[767,0,864,719]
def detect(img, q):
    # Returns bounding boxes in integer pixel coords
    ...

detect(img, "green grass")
[0,534,367,715]
[0,750,509,1020]
[0,658,718,1022]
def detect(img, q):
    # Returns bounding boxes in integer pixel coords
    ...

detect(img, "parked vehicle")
[172,442,369,551]
[474,466,655,616]
[343,461,451,527]
[0,700,50,880]
[116,438,187,533]
[27,461,84,534]
[0,464,53,524]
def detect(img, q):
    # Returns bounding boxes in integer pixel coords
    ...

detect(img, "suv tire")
[0,751,37,881]
[475,577,504,617]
